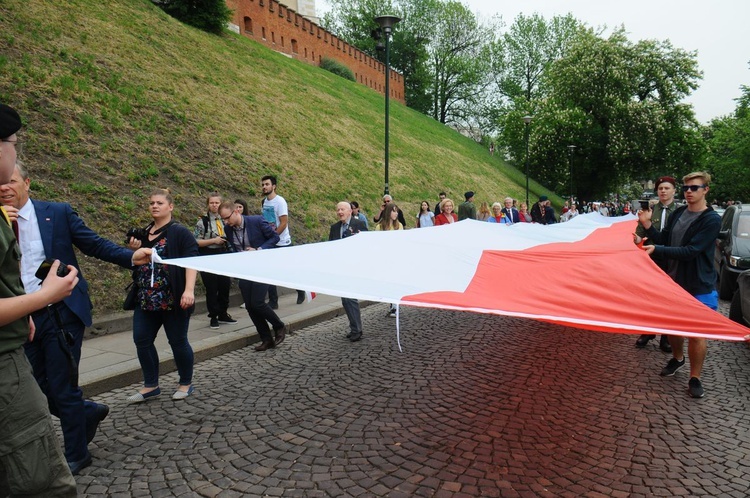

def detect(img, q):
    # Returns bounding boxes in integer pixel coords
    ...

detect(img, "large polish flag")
[157,213,750,341]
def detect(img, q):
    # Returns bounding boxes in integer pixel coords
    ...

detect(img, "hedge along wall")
[227,0,405,103]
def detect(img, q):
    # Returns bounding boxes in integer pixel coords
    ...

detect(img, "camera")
[125,227,149,244]
[35,259,71,281]
[638,199,651,211]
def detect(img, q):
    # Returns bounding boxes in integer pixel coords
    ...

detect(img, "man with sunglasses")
[633,176,679,352]
[373,194,406,227]
[638,172,721,398]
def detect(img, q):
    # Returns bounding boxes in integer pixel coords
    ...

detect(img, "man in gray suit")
[328,201,367,342]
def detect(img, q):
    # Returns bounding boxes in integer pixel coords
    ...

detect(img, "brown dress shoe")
[274,324,290,345]
[254,340,276,352]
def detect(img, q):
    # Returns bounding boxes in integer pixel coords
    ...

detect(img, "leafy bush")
[319,57,355,82]
[158,0,232,35]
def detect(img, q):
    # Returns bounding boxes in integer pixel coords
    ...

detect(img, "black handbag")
[123,274,138,311]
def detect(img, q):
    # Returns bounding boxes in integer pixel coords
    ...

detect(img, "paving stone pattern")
[76,304,750,497]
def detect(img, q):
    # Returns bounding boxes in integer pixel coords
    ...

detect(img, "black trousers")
[266,243,303,305]
[201,271,230,318]
[239,280,284,343]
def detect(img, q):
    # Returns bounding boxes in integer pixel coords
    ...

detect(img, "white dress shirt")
[17,199,47,294]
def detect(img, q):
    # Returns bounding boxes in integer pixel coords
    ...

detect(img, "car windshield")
[738,212,750,239]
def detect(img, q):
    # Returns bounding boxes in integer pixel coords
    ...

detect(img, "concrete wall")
[227,0,405,103]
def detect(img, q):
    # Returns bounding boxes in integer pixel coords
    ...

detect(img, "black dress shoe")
[346,332,353,339]
[86,403,110,444]
[254,340,276,352]
[68,453,92,476]
[635,334,655,348]
[659,335,673,353]
[349,332,362,342]
[296,291,306,305]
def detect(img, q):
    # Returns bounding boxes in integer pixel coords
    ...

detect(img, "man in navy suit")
[0,161,151,475]
[329,201,368,342]
[502,197,521,224]
[218,200,289,352]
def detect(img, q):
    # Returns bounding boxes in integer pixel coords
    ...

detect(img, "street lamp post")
[522,115,533,206]
[374,15,401,196]
[567,144,577,200]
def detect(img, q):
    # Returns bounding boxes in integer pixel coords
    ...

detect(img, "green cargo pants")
[0,347,77,497]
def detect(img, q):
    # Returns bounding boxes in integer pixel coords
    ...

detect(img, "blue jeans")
[25,303,98,464]
[132,307,193,387]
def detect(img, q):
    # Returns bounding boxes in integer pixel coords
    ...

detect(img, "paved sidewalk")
[80,291,357,396]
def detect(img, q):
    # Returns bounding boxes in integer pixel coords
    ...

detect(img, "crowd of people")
[0,101,728,495]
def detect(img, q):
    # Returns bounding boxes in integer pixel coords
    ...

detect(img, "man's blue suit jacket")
[223,215,280,252]
[32,200,133,327]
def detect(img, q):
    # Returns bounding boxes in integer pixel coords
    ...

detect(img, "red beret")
[655,176,676,188]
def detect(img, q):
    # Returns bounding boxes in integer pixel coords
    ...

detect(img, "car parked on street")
[714,204,750,300]
[729,269,750,328]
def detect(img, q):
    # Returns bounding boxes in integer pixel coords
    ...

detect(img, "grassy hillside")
[0,0,556,314]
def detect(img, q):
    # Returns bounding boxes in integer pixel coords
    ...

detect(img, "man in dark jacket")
[634,175,679,351]
[531,195,548,224]
[638,171,721,398]
[373,194,407,227]
[219,200,288,352]
[329,201,368,342]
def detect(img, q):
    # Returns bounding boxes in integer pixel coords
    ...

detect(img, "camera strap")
[44,304,79,387]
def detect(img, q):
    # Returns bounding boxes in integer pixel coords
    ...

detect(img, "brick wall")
[227,0,405,103]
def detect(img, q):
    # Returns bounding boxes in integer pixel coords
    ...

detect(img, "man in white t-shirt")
[261,175,305,307]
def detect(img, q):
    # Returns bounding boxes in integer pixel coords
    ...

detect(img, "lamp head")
[375,15,401,35]
[522,115,533,124]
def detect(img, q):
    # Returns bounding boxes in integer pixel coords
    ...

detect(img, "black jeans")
[240,280,284,342]
[201,271,230,318]
[267,243,304,305]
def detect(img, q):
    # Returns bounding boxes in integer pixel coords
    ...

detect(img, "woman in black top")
[126,188,199,403]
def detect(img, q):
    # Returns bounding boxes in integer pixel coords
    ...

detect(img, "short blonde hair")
[683,171,711,186]
[440,198,454,211]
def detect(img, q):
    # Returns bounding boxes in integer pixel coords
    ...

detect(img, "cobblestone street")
[76,304,750,497]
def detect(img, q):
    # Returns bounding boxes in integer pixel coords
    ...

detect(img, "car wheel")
[718,265,735,300]
[729,290,743,324]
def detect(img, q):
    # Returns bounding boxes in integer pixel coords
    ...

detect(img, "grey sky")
[317,0,749,123]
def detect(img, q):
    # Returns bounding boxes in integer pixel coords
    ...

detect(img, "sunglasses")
[682,185,706,192]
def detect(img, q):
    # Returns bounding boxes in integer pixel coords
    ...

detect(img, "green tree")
[160,0,232,35]
[480,14,582,158]
[322,0,435,112]
[428,1,492,125]
[489,13,581,103]
[705,82,750,202]
[515,28,703,200]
